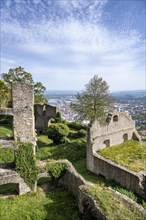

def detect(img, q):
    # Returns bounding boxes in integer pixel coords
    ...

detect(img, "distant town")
[45,90,146,133]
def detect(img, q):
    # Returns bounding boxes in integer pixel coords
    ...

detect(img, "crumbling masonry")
[87,112,146,200]
[0,83,36,194]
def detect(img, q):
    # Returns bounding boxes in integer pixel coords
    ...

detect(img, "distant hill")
[112,90,145,98]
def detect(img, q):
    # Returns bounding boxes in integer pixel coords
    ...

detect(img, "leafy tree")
[1,66,47,104]
[0,80,11,107]
[71,75,114,122]
[34,82,48,104]
[47,123,69,144]
[1,66,34,84]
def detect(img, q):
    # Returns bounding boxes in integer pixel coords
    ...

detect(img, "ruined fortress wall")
[90,113,139,151]
[86,113,145,199]
[12,83,36,144]
[92,153,146,199]
[35,104,57,132]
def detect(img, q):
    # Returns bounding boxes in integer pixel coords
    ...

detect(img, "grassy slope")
[0,125,146,219]
[97,140,146,172]
[0,125,13,139]
[0,188,81,220]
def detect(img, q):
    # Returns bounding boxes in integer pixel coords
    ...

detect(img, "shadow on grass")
[44,187,83,220]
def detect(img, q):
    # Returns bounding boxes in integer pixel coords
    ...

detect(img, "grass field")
[0,187,81,220]
[97,140,146,172]
[0,125,146,219]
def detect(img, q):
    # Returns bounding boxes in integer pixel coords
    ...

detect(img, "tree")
[1,66,34,84]
[1,66,47,104]
[34,82,48,104]
[0,80,11,107]
[71,75,114,122]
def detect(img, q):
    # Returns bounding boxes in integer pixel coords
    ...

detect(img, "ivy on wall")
[15,142,38,189]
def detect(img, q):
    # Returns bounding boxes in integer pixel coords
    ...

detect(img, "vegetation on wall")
[83,185,146,220]
[97,140,146,172]
[47,160,69,179]
[15,142,38,188]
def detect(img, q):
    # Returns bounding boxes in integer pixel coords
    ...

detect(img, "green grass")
[98,140,146,172]
[83,185,146,220]
[0,125,13,139]
[36,135,86,162]
[0,148,15,163]
[0,187,81,220]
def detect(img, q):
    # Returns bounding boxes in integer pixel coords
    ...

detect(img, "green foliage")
[15,142,38,188]
[0,124,13,139]
[34,82,48,104]
[37,137,86,162]
[77,129,87,138]
[71,75,114,122]
[47,161,69,179]
[98,140,146,172]
[47,123,69,144]
[0,148,14,163]
[55,111,62,123]
[0,187,82,220]
[67,121,87,130]
[0,80,11,107]
[1,66,47,104]
[83,185,145,220]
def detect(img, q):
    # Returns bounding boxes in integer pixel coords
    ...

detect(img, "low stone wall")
[0,168,31,195]
[61,160,146,219]
[92,153,146,200]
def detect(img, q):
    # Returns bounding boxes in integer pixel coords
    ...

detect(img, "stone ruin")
[0,82,36,195]
[35,103,57,133]
[87,112,146,200]
[0,83,36,145]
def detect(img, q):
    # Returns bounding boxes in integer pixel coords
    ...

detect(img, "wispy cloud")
[0,0,145,90]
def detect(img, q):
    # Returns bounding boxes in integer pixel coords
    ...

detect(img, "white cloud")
[1,0,145,90]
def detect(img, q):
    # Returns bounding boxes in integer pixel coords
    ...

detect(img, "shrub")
[47,123,69,144]
[47,161,69,179]
[77,129,87,138]
[67,121,87,130]
[15,142,38,189]
[55,111,62,123]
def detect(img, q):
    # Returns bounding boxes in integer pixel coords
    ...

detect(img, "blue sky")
[0,0,145,91]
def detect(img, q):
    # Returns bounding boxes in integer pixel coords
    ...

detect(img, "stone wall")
[35,104,57,132]
[0,168,31,195]
[12,83,36,144]
[61,160,146,219]
[86,112,145,199]
[92,153,146,199]
[88,112,140,152]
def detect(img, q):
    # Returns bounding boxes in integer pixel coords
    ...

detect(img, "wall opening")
[113,115,118,122]
[0,183,19,196]
[0,115,13,140]
[103,139,110,148]
[123,133,128,141]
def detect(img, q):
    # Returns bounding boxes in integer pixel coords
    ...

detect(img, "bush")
[77,129,87,138]
[67,121,87,131]
[15,142,38,189]
[55,111,62,123]
[47,123,69,144]
[47,161,69,179]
